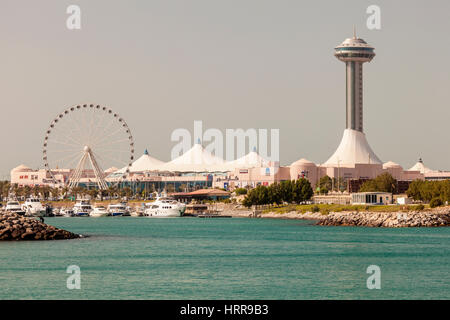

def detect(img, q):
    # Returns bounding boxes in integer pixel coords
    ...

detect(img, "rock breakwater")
[318,210,450,227]
[0,212,81,240]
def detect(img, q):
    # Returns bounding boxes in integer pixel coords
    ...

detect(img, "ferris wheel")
[43,104,134,189]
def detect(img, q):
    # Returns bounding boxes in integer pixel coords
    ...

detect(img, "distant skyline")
[1,0,450,178]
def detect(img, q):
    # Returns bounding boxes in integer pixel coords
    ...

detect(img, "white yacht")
[22,198,46,216]
[5,200,26,216]
[72,199,92,217]
[130,207,143,217]
[90,206,109,217]
[52,208,63,217]
[107,203,129,216]
[60,208,75,217]
[144,197,186,218]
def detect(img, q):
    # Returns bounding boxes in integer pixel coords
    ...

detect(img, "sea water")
[0,217,449,299]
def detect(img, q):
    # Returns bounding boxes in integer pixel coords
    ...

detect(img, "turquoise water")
[0,217,449,300]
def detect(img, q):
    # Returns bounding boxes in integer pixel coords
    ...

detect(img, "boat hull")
[144,209,183,218]
[74,212,90,217]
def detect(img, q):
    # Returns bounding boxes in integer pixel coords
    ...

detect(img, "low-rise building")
[351,192,392,205]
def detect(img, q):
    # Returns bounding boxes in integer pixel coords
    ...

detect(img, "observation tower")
[324,30,382,167]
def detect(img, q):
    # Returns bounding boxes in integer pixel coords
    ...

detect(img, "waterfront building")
[351,192,393,205]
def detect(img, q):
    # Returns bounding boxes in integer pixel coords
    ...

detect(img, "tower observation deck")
[334,32,375,132]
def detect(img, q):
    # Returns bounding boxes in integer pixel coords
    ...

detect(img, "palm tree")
[88,189,99,200]
[51,187,60,200]
[107,186,118,199]
[61,186,70,200]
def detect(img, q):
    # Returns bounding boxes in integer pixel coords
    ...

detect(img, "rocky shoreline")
[317,210,450,227]
[0,212,81,240]
[220,204,450,227]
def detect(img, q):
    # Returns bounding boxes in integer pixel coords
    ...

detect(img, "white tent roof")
[408,158,434,174]
[324,129,382,167]
[158,143,229,172]
[226,150,271,170]
[116,149,165,173]
[104,166,119,173]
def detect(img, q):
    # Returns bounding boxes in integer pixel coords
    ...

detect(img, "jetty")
[0,211,81,240]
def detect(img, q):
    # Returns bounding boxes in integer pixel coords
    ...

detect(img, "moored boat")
[72,199,92,217]
[90,206,109,217]
[5,200,26,216]
[21,198,46,217]
[107,202,129,216]
[60,208,75,217]
[144,197,186,218]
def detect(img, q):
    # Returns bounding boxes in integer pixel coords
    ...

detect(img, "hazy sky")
[1,0,449,178]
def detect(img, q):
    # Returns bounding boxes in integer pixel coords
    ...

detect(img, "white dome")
[290,158,316,167]
[11,164,32,172]
[383,161,402,169]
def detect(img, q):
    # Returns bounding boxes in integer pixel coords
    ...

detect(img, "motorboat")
[60,208,75,217]
[90,206,109,217]
[144,197,186,218]
[22,198,46,216]
[107,202,129,216]
[72,199,93,217]
[130,207,143,217]
[5,200,26,216]
[51,207,63,217]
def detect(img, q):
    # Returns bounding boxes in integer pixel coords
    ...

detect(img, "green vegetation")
[242,179,313,207]
[429,197,443,208]
[317,175,347,194]
[359,173,397,193]
[234,188,248,195]
[262,203,429,215]
[318,176,331,194]
[416,204,425,211]
[406,180,450,204]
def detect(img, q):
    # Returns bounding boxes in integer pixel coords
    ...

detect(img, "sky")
[1,0,449,178]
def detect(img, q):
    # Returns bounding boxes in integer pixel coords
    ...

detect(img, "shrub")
[234,188,247,195]
[320,208,330,215]
[312,205,320,213]
[429,197,443,208]
[415,204,425,211]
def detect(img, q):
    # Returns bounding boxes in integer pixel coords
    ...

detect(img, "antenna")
[353,25,357,39]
